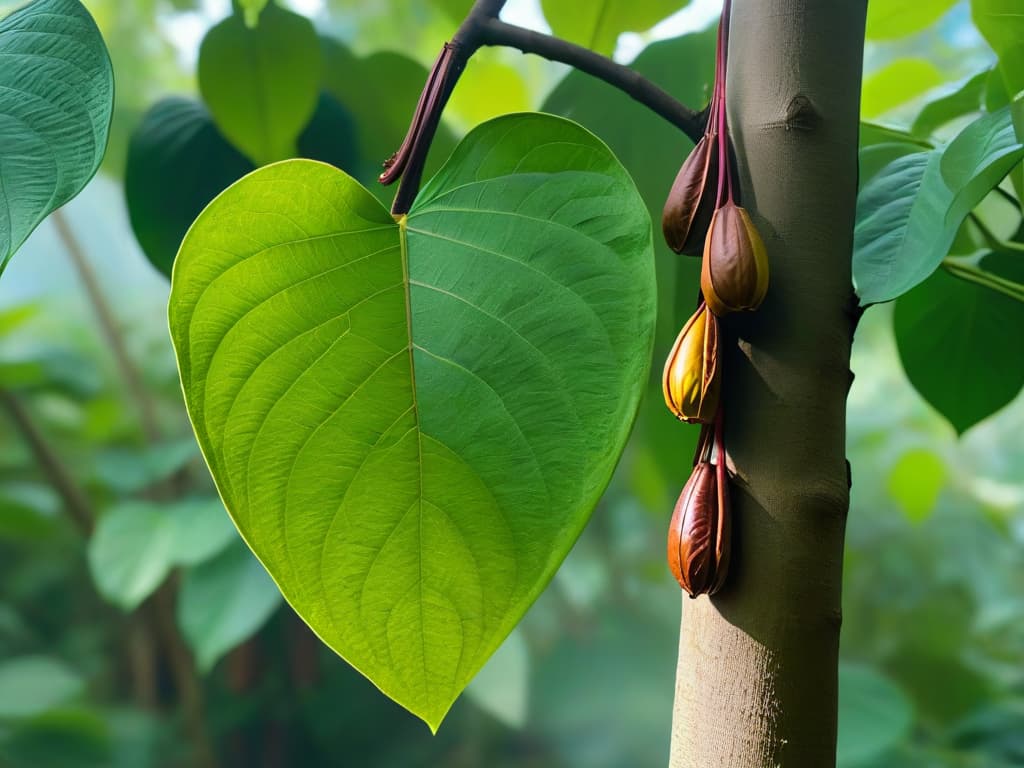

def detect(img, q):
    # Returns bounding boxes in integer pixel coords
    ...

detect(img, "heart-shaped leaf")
[0,0,113,272]
[169,113,655,728]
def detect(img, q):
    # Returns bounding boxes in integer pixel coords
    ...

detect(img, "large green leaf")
[865,0,958,40]
[541,0,689,55]
[894,253,1024,433]
[854,105,1024,304]
[198,3,320,165]
[169,113,655,728]
[972,0,1024,99]
[0,0,113,272]
[125,98,253,278]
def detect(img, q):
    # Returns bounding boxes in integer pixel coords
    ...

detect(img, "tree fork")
[669,1,865,766]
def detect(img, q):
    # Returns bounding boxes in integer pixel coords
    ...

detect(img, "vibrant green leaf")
[837,662,913,767]
[0,657,84,719]
[894,253,1024,433]
[886,449,947,522]
[865,0,958,40]
[169,113,655,728]
[911,70,989,139]
[198,3,320,164]
[862,59,944,118]
[177,541,282,672]
[854,106,1024,304]
[0,0,113,272]
[541,0,689,55]
[125,98,253,278]
[446,53,531,125]
[428,0,472,22]
[972,0,1024,99]
[239,0,269,27]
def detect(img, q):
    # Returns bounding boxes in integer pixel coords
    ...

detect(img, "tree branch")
[382,0,705,213]
[52,209,163,443]
[478,18,706,142]
[0,388,94,535]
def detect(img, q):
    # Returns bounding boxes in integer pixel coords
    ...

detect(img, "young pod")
[701,201,769,315]
[663,303,720,424]
[667,459,730,597]
[662,132,720,256]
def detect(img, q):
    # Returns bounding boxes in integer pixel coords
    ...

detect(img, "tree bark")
[669,1,865,766]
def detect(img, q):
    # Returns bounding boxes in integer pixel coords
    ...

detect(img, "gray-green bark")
[669,1,866,766]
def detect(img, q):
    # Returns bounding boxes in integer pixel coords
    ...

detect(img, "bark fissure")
[668,1,865,766]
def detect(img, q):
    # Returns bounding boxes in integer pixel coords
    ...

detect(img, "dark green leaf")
[169,113,655,728]
[125,98,253,278]
[296,91,360,175]
[198,3,321,164]
[894,253,1024,433]
[0,0,113,271]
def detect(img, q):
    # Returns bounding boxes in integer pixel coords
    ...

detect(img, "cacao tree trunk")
[669,1,866,766]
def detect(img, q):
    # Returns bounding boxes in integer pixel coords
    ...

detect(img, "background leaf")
[541,0,690,55]
[0,0,113,271]
[866,0,959,40]
[0,657,84,720]
[972,0,1024,98]
[125,98,253,278]
[169,113,655,729]
[177,541,282,672]
[837,662,914,767]
[893,253,1024,433]
[198,3,320,164]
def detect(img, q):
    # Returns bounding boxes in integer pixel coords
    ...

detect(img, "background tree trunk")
[669,1,866,766]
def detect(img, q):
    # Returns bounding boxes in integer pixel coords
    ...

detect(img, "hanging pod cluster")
[660,0,769,598]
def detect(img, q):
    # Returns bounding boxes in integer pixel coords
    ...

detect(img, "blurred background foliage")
[0,0,1022,766]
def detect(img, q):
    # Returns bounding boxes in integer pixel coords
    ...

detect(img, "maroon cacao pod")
[667,459,730,597]
[662,132,720,256]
